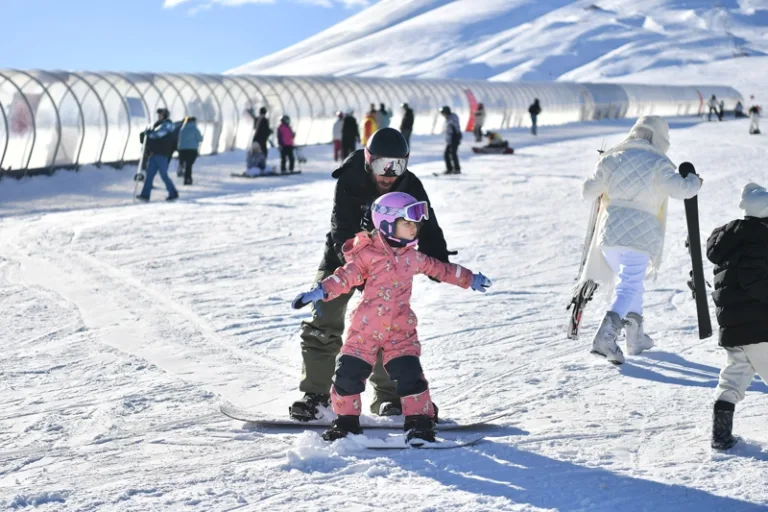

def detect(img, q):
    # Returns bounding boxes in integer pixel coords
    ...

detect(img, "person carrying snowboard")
[291,191,492,443]
[440,106,461,174]
[749,99,761,135]
[706,183,768,450]
[580,116,702,364]
[136,108,179,202]
[290,127,454,423]
[529,99,542,135]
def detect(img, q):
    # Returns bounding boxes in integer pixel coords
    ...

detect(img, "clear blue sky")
[0,0,368,73]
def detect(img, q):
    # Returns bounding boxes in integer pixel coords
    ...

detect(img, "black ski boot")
[378,401,402,416]
[322,415,362,441]
[289,393,330,422]
[404,414,437,445]
[712,400,738,450]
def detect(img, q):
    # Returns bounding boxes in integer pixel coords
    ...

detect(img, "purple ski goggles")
[372,200,430,223]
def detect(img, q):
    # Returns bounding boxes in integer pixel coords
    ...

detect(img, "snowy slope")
[230,0,768,82]
[2,117,768,510]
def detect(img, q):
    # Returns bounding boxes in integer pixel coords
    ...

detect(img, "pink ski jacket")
[277,123,295,147]
[320,231,473,359]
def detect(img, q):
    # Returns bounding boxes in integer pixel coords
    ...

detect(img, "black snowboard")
[678,162,713,339]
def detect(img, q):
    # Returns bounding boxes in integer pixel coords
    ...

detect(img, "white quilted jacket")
[582,139,701,262]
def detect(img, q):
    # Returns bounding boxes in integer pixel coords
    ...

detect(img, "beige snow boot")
[623,312,654,356]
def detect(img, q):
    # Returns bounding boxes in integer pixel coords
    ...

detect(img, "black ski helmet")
[364,127,410,173]
[157,107,170,119]
[259,106,267,115]
[440,105,451,115]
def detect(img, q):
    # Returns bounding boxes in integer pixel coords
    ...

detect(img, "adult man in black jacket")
[400,103,415,147]
[341,109,360,159]
[246,106,273,158]
[706,182,768,450]
[291,128,451,421]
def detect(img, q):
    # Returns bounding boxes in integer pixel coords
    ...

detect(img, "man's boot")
[712,400,738,450]
[590,311,625,365]
[289,393,330,422]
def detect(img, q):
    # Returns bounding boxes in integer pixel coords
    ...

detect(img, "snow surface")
[2,114,768,511]
[230,0,768,82]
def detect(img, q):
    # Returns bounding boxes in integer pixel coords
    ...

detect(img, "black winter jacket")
[320,149,450,273]
[341,116,360,146]
[706,217,768,347]
[400,108,414,132]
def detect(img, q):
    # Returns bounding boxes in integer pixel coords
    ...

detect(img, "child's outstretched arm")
[320,261,367,300]
[418,254,491,292]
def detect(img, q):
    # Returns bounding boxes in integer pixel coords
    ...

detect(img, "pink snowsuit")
[319,230,474,418]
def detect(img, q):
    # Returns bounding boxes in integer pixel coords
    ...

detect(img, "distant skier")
[440,106,461,174]
[341,108,360,159]
[362,105,378,146]
[288,128,454,423]
[333,111,344,161]
[136,108,179,202]
[277,115,296,173]
[749,103,761,135]
[734,101,745,118]
[177,116,202,186]
[484,130,508,149]
[375,103,391,129]
[580,116,702,364]
[529,99,542,135]
[708,94,721,122]
[473,103,486,142]
[246,106,273,158]
[400,103,414,148]
[706,183,768,450]
[291,191,491,443]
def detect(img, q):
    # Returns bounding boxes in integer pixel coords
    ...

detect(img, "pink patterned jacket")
[320,230,473,363]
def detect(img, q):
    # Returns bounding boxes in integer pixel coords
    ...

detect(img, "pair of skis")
[568,162,711,340]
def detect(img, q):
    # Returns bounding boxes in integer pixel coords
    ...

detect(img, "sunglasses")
[372,201,429,223]
[369,156,408,177]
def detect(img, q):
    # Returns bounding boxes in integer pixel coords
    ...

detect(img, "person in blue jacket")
[177,116,203,185]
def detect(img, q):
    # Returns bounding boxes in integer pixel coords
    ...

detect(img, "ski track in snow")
[1,120,767,511]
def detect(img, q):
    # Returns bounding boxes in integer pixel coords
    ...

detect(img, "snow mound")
[230,0,768,82]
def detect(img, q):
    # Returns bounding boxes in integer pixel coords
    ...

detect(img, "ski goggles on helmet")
[368,156,408,177]
[372,200,429,223]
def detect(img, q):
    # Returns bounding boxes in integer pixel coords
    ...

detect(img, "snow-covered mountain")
[229,0,768,82]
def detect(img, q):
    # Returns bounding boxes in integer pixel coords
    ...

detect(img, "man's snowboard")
[364,434,485,450]
[220,401,512,431]
[472,146,514,155]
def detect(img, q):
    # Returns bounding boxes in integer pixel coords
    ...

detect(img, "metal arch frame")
[130,72,170,119]
[301,77,337,144]
[91,71,143,165]
[68,71,110,167]
[347,76,379,115]
[264,76,301,120]
[149,73,188,119]
[205,74,245,152]
[218,75,257,150]
[0,100,8,174]
[406,79,436,131]
[183,73,225,154]
[12,69,63,172]
[337,77,365,117]
[167,72,208,144]
[109,72,151,164]
[79,72,130,164]
[240,75,288,130]
[0,72,37,171]
[282,76,316,145]
[34,69,87,168]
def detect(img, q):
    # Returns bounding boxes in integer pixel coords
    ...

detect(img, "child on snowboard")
[291,191,492,444]
[706,183,768,450]
[245,141,268,176]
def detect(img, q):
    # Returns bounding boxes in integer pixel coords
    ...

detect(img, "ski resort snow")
[2,115,767,510]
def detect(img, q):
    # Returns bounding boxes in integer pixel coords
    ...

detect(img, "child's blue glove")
[471,273,492,293]
[292,285,326,309]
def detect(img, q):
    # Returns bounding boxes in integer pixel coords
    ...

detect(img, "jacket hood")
[341,231,392,258]
[627,116,670,154]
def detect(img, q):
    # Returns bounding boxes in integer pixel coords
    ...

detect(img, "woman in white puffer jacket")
[581,115,702,364]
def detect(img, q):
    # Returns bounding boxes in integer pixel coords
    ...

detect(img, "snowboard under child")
[292,191,491,444]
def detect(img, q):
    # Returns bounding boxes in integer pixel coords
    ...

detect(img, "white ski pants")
[602,248,650,318]
[715,344,768,404]
[750,113,760,133]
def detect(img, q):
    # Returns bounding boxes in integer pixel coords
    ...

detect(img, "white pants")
[602,248,650,318]
[750,113,760,132]
[715,344,768,404]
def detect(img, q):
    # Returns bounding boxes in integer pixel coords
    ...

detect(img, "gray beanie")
[740,182,768,218]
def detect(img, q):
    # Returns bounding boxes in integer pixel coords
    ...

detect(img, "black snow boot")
[712,400,738,451]
[289,393,330,422]
[404,414,437,444]
[378,401,402,416]
[322,415,362,441]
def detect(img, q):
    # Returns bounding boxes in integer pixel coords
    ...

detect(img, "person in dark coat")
[137,108,178,201]
[246,106,273,158]
[400,103,415,147]
[290,127,452,422]
[706,182,768,450]
[528,99,542,135]
[341,109,360,160]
